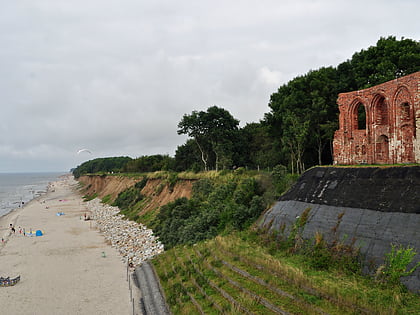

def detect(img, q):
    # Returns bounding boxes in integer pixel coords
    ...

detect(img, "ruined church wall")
[333,71,420,165]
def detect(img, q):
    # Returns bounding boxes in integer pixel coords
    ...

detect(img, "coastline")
[0,176,60,246]
[0,175,132,314]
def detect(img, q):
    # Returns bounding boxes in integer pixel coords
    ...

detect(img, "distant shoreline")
[0,174,131,314]
[0,172,66,218]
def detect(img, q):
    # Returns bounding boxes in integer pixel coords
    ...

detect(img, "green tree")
[349,36,420,89]
[174,139,203,172]
[177,110,211,171]
[123,155,175,173]
[72,156,132,178]
[239,122,282,169]
[282,111,310,174]
[265,36,419,171]
[177,106,239,171]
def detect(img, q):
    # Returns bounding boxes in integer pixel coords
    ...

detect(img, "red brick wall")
[333,71,420,165]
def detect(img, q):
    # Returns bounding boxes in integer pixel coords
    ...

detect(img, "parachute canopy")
[77,148,92,155]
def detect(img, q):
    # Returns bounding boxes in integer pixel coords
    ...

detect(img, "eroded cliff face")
[78,175,138,200]
[78,175,194,214]
[259,166,420,293]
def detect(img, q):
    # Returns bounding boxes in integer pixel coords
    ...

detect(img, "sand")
[0,176,133,315]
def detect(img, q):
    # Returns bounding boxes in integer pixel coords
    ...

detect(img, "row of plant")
[152,231,420,314]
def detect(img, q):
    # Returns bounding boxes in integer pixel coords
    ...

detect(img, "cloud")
[0,0,418,172]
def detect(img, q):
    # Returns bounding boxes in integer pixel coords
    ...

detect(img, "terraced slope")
[151,234,420,314]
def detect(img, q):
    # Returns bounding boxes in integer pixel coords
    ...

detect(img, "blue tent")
[35,230,43,236]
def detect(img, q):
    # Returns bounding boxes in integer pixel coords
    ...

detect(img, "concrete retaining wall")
[260,166,420,293]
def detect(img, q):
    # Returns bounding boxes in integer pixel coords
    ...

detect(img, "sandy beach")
[0,176,132,315]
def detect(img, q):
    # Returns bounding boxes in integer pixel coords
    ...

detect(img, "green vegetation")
[72,37,419,179]
[177,106,240,172]
[112,177,148,221]
[101,194,112,204]
[378,244,420,285]
[152,232,420,315]
[122,154,176,173]
[145,169,419,313]
[109,169,291,247]
[151,176,265,249]
[73,156,132,178]
[78,167,419,312]
[71,36,420,313]
[265,36,419,171]
[82,192,98,201]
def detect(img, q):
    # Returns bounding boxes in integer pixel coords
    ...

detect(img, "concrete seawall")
[259,166,420,293]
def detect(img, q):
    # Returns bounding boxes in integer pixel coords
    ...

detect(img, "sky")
[0,0,419,172]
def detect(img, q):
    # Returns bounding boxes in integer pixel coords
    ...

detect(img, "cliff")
[259,166,420,293]
[78,175,194,215]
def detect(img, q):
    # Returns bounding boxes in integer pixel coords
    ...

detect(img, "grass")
[152,231,420,314]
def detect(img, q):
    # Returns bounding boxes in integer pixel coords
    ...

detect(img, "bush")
[379,244,420,285]
[134,177,148,190]
[152,177,267,249]
[113,187,143,209]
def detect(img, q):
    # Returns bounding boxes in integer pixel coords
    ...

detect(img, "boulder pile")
[85,198,164,267]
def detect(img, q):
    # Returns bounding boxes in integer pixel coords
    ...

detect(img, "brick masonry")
[333,71,420,164]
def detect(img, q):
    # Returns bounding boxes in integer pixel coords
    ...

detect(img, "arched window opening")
[374,97,388,125]
[357,104,366,130]
[400,102,411,122]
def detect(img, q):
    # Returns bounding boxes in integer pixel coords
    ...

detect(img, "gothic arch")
[372,93,388,126]
[394,86,415,162]
[333,71,419,165]
[394,86,413,128]
[349,99,367,131]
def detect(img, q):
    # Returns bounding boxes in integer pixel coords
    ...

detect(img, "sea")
[0,172,65,217]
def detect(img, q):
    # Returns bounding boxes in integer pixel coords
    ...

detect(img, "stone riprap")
[85,198,164,267]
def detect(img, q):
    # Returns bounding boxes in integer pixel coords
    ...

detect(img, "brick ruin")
[333,71,420,165]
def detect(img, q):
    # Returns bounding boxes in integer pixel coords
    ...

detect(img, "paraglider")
[77,148,92,155]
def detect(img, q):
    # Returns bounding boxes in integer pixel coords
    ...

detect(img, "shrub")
[379,244,420,285]
[101,194,112,204]
[167,172,178,192]
[134,177,148,190]
[152,177,266,249]
[113,187,143,209]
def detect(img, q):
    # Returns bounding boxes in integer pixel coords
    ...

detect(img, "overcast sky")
[0,0,418,172]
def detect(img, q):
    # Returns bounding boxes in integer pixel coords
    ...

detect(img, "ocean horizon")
[0,172,65,217]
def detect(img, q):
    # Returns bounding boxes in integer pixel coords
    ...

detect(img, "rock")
[85,198,164,267]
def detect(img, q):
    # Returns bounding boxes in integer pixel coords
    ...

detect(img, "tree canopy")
[177,106,239,171]
[73,36,419,176]
[72,156,132,178]
[264,36,419,171]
